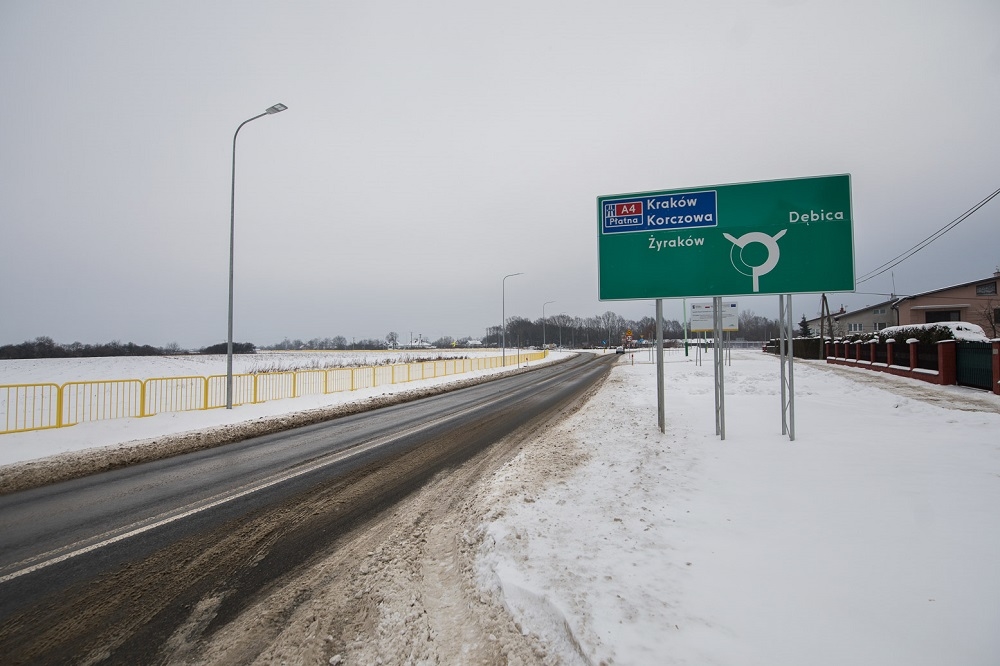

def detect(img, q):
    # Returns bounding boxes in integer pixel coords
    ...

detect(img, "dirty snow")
[3,348,1000,664]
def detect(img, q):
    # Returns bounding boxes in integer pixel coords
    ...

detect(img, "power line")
[856,185,1000,284]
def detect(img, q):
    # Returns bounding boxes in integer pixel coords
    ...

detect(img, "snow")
[474,350,1000,665]
[3,349,1000,664]
[879,321,990,342]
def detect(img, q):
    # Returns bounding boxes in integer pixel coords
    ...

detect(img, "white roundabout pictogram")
[722,229,787,293]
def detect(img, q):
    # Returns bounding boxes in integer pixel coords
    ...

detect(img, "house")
[804,299,896,338]
[892,271,1000,338]
[803,270,1000,339]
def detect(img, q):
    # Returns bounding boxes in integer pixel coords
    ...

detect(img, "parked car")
[615,346,625,354]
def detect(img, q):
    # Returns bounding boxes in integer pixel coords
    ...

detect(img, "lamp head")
[265,103,288,114]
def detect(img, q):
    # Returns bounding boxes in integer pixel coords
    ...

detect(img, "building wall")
[894,277,999,336]
[805,301,895,337]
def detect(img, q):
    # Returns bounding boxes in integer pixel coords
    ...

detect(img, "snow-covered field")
[2,349,999,664]
[0,349,498,384]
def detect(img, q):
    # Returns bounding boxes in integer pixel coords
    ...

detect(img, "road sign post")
[598,174,853,439]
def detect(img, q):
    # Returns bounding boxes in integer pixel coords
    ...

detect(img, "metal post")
[656,299,665,433]
[683,297,689,356]
[713,296,725,439]
[787,294,795,440]
[543,300,555,349]
[778,294,795,440]
[501,272,523,367]
[227,103,287,410]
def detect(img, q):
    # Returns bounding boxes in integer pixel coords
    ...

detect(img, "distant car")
[615,346,625,354]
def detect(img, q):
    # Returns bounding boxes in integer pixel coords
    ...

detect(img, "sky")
[2,0,998,349]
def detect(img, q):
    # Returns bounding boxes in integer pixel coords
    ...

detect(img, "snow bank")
[476,351,1000,665]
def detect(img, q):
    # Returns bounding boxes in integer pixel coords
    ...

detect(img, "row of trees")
[484,309,782,349]
[2,310,785,359]
[261,309,783,353]
[0,337,256,360]
[0,336,171,359]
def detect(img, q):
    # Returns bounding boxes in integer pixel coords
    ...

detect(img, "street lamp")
[501,272,523,367]
[542,300,555,349]
[227,102,288,410]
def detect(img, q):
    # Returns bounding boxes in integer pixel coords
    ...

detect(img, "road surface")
[0,352,615,664]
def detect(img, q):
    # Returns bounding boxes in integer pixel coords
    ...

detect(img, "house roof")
[892,273,1000,305]
[807,297,896,322]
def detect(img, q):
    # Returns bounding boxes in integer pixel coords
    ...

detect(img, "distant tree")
[798,315,812,337]
[432,336,454,349]
[331,336,348,350]
[200,342,256,355]
[386,331,399,348]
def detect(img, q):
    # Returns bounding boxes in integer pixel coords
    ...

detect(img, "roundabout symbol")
[722,229,787,293]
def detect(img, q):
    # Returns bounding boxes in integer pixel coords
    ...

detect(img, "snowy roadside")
[4,347,999,665]
[0,351,575,492]
[473,350,1000,665]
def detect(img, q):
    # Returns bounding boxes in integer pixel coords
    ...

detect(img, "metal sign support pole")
[655,299,665,433]
[779,294,796,440]
[713,296,726,440]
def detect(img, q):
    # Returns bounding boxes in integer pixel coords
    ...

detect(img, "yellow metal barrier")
[1,383,61,433]
[0,351,548,435]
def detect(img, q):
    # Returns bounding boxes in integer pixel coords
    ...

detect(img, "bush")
[0,337,168,359]
[840,325,956,346]
[199,342,256,355]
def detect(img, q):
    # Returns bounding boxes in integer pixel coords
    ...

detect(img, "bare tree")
[976,298,999,337]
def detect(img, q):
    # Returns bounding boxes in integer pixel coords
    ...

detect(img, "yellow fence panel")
[1,383,61,433]
[0,352,549,434]
[375,365,393,386]
[254,372,295,403]
[325,368,353,393]
[144,376,207,416]
[206,374,256,408]
[295,370,327,397]
[62,379,143,426]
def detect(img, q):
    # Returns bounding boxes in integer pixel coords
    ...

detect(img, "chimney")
[994,265,1000,278]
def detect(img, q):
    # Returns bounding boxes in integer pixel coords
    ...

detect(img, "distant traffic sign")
[598,174,854,299]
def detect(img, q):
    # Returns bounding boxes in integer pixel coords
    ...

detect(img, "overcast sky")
[2,1,998,348]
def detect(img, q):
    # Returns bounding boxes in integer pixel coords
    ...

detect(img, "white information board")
[690,301,739,333]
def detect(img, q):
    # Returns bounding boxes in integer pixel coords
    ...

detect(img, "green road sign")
[598,174,854,299]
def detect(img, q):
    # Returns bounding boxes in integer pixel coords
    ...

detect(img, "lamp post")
[501,272,523,367]
[542,300,555,349]
[227,102,288,410]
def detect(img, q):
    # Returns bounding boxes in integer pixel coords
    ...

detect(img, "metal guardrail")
[0,352,547,435]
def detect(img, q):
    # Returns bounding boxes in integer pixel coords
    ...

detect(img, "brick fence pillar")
[938,340,957,386]
[855,341,862,362]
[909,340,918,370]
[869,341,877,365]
[886,340,894,367]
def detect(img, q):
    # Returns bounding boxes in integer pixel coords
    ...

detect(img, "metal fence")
[1,352,546,435]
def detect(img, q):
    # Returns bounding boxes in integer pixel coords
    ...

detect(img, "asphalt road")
[0,352,615,664]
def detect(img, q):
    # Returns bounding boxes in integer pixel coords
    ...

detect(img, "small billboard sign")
[689,301,739,333]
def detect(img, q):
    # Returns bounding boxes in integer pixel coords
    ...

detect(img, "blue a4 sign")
[601,189,718,234]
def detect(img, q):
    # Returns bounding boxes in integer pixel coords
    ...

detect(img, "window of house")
[874,322,888,330]
[872,307,886,314]
[848,323,863,332]
[975,281,997,296]
[925,310,961,323]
